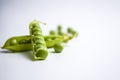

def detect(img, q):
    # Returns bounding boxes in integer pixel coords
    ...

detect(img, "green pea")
[57,25,64,35]
[32,28,42,34]
[67,27,78,37]
[19,39,28,44]
[54,43,64,53]
[32,26,41,31]
[33,31,42,36]
[33,36,44,42]
[67,27,73,33]
[10,39,17,46]
[35,48,48,60]
[44,37,52,41]
[35,39,45,44]
[50,30,56,35]
[31,23,39,28]
[58,25,62,31]
[34,44,45,51]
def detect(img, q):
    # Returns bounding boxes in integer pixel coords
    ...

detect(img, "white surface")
[0,0,120,80]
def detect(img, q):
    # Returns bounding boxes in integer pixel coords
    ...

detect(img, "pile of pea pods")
[1,20,78,60]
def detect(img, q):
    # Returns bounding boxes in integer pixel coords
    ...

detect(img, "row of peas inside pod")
[1,20,78,61]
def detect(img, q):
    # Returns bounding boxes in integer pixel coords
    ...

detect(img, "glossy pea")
[10,39,18,45]
[54,43,64,53]
[33,36,44,43]
[19,39,28,44]
[67,27,78,37]
[57,25,64,35]
[33,31,42,36]
[45,37,52,41]
[58,25,62,31]
[34,39,45,44]
[35,48,48,59]
[50,30,56,35]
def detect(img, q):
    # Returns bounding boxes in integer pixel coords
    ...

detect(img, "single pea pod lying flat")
[2,35,64,52]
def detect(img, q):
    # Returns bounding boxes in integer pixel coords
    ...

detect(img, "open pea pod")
[2,35,63,52]
[2,35,31,52]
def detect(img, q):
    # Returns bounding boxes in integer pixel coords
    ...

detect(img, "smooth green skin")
[2,35,63,52]
[29,20,48,60]
[54,43,64,53]
[49,30,56,35]
[57,25,64,35]
[67,27,78,38]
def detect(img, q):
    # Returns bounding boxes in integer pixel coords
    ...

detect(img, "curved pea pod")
[2,35,32,52]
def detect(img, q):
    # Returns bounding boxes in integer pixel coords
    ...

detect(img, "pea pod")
[2,35,32,52]
[29,20,48,60]
[2,35,64,52]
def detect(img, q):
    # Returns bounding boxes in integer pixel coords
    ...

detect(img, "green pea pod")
[2,35,63,52]
[29,20,48,60]
[2,35,32,52]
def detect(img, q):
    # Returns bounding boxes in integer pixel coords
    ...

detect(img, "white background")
[0,0,120,80]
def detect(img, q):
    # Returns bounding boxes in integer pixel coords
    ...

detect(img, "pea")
[36,44,45,48]
[35,48,48,60]
[57,25,64,35]
[10,39,17,46]
[33,36,44,42]
[50,30,56,35]
[44,37,52,41]
[58,25,62,31]
[67,27,73,33]
[32,26,41,31]
[32,23,39,28]
[19,39,28,44]
[34,44,45,51]
[67,27,78,37]
[54,43,64,53]
[35,39,45,44]
[33,31,42,36]
[32,28,42,34]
